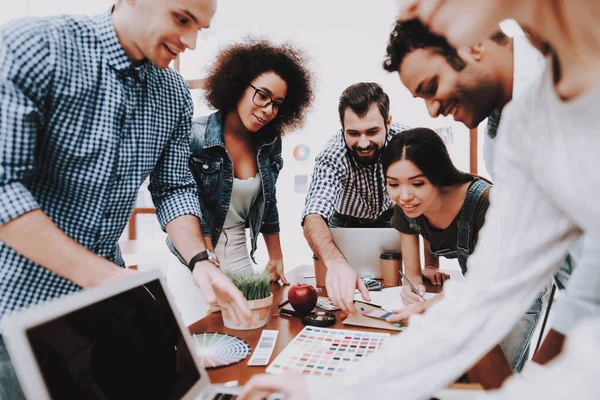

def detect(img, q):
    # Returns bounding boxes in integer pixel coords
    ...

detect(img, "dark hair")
[383,19,509,74]
[338,82,389,128]
[203,38,315,136]
[382,127,473,187]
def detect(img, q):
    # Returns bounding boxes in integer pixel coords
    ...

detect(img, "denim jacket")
[189,111,283,261]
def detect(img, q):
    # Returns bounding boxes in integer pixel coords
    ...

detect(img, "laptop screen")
[24,279,201,400]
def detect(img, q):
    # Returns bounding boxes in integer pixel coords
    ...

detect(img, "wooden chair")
[128,207,156,240]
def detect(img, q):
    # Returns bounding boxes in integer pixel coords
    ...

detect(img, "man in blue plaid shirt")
[302,82,411,314]
[0,1,252,396]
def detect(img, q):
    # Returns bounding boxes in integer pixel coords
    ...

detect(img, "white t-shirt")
[306,61,600,400]
[485,36,600,335]
[223,173,261,229]
[483,35,545,178]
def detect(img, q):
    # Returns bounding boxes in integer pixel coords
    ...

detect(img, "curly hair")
[203,38,315,136]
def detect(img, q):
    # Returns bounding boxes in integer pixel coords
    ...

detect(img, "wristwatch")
[187,250,221,272]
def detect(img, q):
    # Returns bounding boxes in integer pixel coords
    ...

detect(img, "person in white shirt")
[381,19,551,373]
[239,1,600,399]
[383,16,600,371]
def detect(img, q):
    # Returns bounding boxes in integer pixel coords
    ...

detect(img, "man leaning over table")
[301,82,448,313]
[0,1,252,398]
[380,18,554,373]
[381,17,600,370]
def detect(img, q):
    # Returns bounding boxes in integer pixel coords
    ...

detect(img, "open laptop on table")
[3,269,275,400]
[330,227,402,279]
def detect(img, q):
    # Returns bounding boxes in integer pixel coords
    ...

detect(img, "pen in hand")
[398,269,426,301]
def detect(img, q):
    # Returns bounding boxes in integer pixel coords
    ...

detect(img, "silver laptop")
[2,270,262,400]
[330,227,402,279]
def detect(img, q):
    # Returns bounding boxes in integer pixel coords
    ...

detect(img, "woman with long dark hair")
[382,128,488,304]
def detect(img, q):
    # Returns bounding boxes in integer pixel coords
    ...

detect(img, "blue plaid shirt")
[302,122,410,222]
[0,10,201,326]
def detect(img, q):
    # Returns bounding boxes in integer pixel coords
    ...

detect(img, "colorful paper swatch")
[191,333,251,369]
[266,326,389,376]
[247,329,279,366]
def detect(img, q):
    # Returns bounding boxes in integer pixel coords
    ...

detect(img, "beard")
[351,144,384,166]
[454,78,499,128]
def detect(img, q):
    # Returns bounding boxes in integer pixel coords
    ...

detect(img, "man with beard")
[302,82,413,312]
[383,18,600,371]
[0,1,253,397]
[382,18,550,372]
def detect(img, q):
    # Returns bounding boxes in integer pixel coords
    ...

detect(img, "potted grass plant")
[222,271,273,330]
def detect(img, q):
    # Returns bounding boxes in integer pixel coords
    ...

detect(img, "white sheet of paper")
[354,287,437,311]
[441,269,465,281]
[352,269,461,310]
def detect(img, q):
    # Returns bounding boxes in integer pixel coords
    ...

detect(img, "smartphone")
[362,278,383,291]
[361,309,394,320]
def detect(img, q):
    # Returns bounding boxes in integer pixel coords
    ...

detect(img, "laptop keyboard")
[209,394,237,400]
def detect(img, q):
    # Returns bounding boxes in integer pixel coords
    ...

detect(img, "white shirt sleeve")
[552,236,600,334]
[477,316,600,399]
[306,102,582,400]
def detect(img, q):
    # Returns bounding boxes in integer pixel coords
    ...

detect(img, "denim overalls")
[405,179,491,275]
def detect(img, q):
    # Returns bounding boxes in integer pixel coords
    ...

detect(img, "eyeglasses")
[249,84,283,116]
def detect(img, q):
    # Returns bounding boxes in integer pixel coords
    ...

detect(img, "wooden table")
[188,264,512,389]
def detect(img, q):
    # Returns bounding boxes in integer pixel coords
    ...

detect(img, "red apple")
[287,284,318,313]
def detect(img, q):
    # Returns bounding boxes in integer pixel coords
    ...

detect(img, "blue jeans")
[0,336,26,400]
[499,283,551,373]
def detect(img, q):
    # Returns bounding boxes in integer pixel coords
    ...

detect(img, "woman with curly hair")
[189,38,314,283]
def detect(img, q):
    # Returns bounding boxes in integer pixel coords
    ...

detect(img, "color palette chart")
[266,326,389,376]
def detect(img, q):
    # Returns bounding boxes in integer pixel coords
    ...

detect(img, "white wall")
[0,1,27,25]
[1,0,114,24]
[2,0,490,271]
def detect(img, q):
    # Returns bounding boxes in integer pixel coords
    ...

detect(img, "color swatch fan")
[191,333,251,368]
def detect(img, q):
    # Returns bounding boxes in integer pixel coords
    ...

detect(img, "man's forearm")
[165,214,208,263]
[0,209,121,288]
[303,214,345,264]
